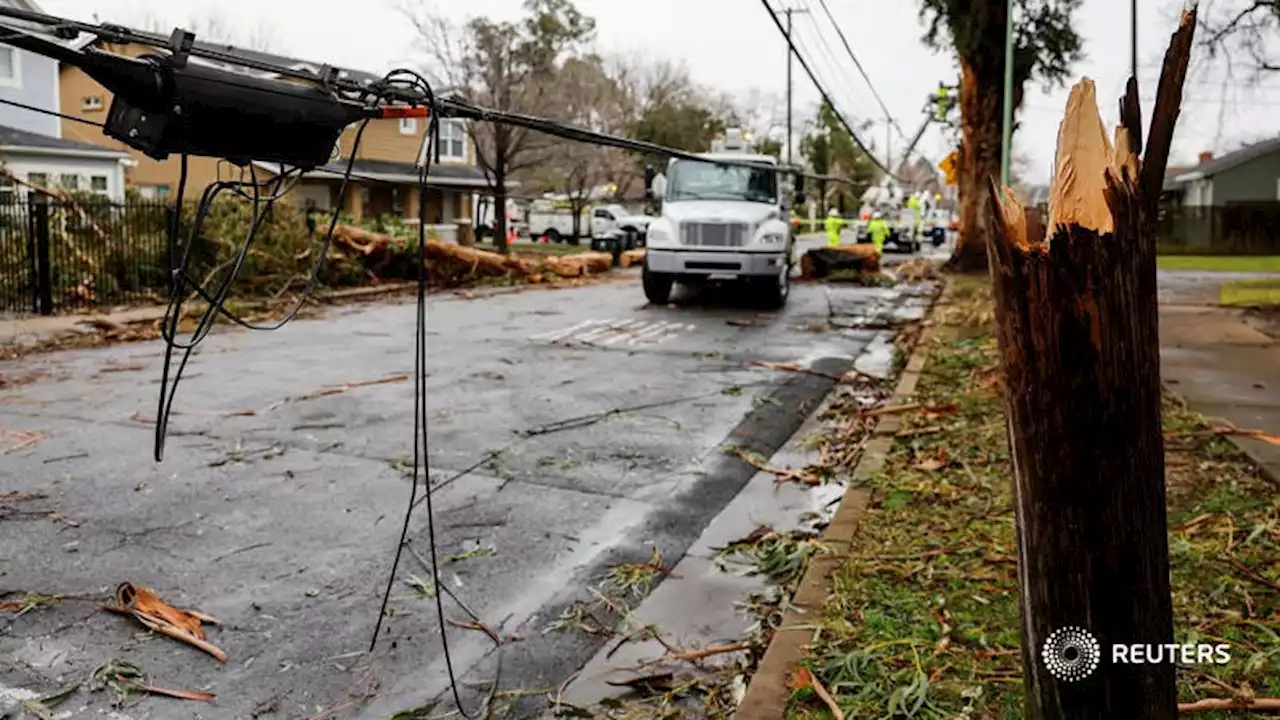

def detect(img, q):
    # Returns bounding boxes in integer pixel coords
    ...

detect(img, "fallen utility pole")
[984,9,1195,720]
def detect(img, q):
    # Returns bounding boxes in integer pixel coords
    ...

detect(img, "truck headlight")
[758,233,785,245]
[648,225,671,244]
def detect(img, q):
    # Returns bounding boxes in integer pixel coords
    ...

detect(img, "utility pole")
[781,4,808,168]
[885,114,892,173]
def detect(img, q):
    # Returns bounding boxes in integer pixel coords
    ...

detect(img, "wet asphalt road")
[0,258,922,718]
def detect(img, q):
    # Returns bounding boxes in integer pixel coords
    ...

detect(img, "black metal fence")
[0,193,173,315]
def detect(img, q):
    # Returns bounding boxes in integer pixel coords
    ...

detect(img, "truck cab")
[641,129,797,309]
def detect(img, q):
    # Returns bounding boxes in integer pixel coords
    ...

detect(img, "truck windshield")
[665,160,777,204]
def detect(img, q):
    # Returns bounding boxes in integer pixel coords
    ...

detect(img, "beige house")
[57,38,497,241]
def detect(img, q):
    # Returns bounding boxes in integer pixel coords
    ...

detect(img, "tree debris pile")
[331,224,613,286]
[800,246,880,279]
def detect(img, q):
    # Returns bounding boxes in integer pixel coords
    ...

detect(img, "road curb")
[733,277,948,720]
[1162,382,1280,490]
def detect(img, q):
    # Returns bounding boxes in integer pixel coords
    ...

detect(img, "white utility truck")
[527,198,652,249]
[641,129,797,309]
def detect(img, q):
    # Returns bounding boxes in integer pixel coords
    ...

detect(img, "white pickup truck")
[527,200,652,249]
[641,130,795,308]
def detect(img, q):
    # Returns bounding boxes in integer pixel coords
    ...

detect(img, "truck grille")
[680,222,749,247]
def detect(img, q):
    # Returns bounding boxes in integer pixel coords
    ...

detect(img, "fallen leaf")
[727,318,757,327]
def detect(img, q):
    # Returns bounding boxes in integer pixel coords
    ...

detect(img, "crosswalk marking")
[528,318,696,348]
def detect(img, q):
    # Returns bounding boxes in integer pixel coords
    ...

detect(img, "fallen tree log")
[985,11,1195,720]
[800,245,879,278]
[620,248,646,269]
[541,251,613,277]
[331,224,614,285]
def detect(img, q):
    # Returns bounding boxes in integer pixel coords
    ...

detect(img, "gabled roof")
[1174,136,1280,183]
[0,123,127,156]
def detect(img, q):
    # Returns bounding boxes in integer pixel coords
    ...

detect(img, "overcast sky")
[35,0,1280,186]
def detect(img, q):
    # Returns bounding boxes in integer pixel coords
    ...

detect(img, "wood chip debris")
[1,427,45,453]
[103,582,226,662]
[294,374,409,402]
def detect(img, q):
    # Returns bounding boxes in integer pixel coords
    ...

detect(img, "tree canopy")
[919,0,1084,92]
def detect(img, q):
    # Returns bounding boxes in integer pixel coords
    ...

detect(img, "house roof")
[0,123,128,156]
[1174,136,1280,183]
[1162,165,1193,192]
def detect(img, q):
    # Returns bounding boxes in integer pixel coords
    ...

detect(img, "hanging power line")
[760,0,903,182]
[806,0,915,150]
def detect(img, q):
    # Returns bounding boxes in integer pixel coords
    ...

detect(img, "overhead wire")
[758,0,904,182]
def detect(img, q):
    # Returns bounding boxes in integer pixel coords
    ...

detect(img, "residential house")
[0,0,130,200]
[57,35,497,241]
[1159,140,1280,251]
[1164,139,1280,207]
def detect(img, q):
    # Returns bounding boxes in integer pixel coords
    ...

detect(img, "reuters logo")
[1041,626,1101,682]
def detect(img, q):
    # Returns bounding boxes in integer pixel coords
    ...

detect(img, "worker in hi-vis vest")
[824,208,845,248]
[935,83,952,121]
[866,211,890,257]
[906,194,922,241]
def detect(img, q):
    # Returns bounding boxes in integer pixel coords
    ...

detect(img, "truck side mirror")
[643,165,655,194]
[794,189,806,207]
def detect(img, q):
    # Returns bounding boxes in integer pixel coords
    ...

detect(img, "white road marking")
[528,318,603,342]
[530,317,692,347]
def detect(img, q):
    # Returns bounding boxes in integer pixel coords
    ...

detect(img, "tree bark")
[949,58,1003,273]
[985,11,1195,720]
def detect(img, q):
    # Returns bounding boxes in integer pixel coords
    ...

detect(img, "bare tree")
[406,0,596,253]
[132,11,276,51]
[1200,1,1280,76]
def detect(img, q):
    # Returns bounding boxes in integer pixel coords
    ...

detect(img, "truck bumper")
[645,249,786,277]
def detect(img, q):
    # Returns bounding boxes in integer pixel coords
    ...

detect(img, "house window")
[82,95,104,112]
[27,172,47,187]
[90,175,108,194]
[0,47,18,87]
[59,174,80,191]
[156,184,170,199]
[399,117,417,135]
[439,120,466,161]
[0,175,13,203]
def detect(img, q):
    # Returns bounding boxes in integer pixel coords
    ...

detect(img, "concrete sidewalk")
[1160,304,1280,486]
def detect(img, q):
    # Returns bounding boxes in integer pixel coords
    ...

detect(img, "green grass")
[1220,278,1280,308]
[1156,255,1280,272]
[787,283,1280,720]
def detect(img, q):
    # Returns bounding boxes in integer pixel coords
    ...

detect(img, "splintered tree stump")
[801,245,879,279]
[986,10,1194,720]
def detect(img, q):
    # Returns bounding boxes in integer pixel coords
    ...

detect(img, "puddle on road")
[853,333,896,380]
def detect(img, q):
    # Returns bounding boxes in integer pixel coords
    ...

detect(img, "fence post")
[28,191,53,315]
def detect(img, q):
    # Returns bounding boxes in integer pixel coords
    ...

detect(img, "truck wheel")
[756,265,789,309]
[545,229,561,244]
[642,262,673,305]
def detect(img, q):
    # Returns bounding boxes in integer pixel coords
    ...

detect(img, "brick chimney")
[1198,151,1214,165]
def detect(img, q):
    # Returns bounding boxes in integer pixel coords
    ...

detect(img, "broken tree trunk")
[986,10,1195,720]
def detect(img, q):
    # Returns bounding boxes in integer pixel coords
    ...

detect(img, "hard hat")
[872,211,883,219]
[828,208,838,217]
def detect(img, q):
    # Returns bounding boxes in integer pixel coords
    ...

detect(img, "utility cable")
[366,69,502,720]
[807,0,915,152]
[759,0,904,182]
